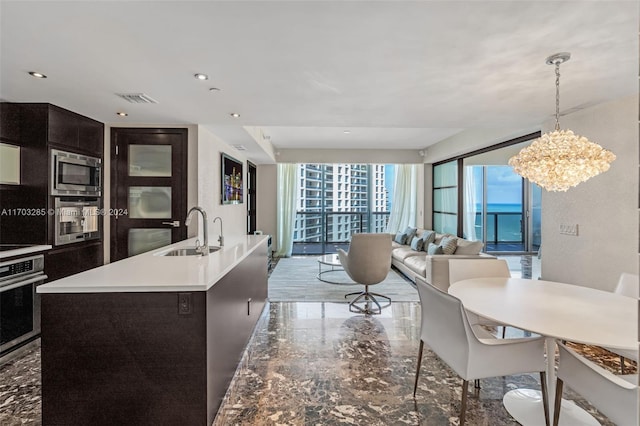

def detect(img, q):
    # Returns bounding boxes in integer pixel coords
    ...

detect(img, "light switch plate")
[559,224,579,236]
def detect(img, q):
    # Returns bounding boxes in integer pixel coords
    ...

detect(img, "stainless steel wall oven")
[0,254,47,356]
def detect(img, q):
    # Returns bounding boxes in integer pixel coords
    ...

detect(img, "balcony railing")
[475,211,524,251]
[292,211,390,255]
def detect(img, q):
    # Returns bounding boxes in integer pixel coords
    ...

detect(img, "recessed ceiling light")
[194,73,209,80]
[343,130,351,134]
[28,71,47,78]
[230,113,240,118]
[209,87,221,92]
[116,112,128,117]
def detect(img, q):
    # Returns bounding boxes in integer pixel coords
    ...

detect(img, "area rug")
[268,256,419,302]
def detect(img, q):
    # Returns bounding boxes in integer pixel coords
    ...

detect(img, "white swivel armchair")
[604,272,639,374]
[413,276,550,426]
[448,259,512,338]
[338,233,392,314]
[554,342,638,426]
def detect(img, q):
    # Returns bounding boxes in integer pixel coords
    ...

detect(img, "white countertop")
[0,245,52,259]
[37,235,268,293]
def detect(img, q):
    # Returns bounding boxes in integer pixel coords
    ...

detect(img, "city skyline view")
[293,163,395,254]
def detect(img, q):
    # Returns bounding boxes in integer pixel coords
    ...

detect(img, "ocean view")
[477,203,522,213]
[473,203,525,242]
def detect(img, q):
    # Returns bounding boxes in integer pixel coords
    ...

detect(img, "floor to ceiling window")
[433,160,458,235]
[433,133,542,254]
[292,164,395,255]
[463,165,542,252]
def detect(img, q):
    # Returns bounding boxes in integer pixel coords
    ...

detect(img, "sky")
[473,166,523,205]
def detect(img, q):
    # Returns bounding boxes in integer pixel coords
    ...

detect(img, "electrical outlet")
[559,224,579,236]
[178,293,192,315]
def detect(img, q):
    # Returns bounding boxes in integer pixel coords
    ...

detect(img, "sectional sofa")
[391,228,494,291]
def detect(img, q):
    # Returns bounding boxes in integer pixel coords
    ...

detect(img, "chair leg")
[413,340,424,397]
[369,291,391,303]
[348,292,381,314]
[539,372,550,426]
[552,378,564,426]
[474,379,480,389]
[620,355,626,374]
[344,291,361,299]
[460,379,469,426]
[346,286,391,315]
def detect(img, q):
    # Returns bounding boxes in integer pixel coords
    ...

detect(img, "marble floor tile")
[0,341,41,426]
[0,301,634,426]
[214,302,628,426]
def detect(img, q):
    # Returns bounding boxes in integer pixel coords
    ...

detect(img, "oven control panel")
[0,255,44,281]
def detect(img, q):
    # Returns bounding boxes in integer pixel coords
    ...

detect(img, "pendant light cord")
[554,61,561,131]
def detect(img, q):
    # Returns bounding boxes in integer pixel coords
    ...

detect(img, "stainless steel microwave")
[54,198,101,245]
[51,149,101,196]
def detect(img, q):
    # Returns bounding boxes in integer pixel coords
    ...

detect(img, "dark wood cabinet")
[48,106,79,148]
[47,104,103,156]
[0,103,21,142]
[45,241,103,282]
[0,102,105,279]
[78,116,104,155]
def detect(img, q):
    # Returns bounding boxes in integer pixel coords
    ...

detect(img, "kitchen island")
[37,235,268,426]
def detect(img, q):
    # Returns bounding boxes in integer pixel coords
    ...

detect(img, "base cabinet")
[40,243,267,426]
[45,242,103,282]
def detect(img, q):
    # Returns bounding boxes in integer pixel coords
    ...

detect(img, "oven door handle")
[0,274,48,292]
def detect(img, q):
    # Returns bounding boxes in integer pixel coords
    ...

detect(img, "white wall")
[425,126,539,164]
[277,148,423,164]
[541,95,639,290]
[196,126,249,243]
[256,164,277,249]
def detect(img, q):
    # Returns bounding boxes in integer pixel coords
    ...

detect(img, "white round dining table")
[449,277,637,426]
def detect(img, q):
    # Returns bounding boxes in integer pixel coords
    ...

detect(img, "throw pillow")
[427,242,444,255]
[455,239,484,255]
[439,236,458,255]
[394,231,408,245]
[410,236,424,251]
[420,230,436,249]
[403,226,418,242]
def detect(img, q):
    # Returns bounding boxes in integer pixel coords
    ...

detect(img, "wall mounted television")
[221,153,243,204]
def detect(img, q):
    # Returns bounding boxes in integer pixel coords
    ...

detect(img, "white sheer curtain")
[386,164,418,233]
[463,166,478,240]
[275,163,299,257]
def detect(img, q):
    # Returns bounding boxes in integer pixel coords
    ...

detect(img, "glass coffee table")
[317,254,352,284]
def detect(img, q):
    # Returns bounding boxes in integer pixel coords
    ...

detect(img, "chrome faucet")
[185,206,209,255]
[213,216,224,247]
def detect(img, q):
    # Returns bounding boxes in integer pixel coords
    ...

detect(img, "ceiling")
[1,1,638,164]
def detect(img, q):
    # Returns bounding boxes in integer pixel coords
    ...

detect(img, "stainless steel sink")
[162,246,221,256]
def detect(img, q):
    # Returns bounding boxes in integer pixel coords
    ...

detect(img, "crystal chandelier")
[509,53,615,192]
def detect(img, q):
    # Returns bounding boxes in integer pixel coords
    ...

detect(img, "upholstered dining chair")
[338,232,392,314]
[553,342,638,426]
[604,272,639,373]
[413,276,550,426]
[448,258,512,338]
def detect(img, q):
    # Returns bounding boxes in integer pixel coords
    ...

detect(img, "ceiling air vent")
[115,93,158,104]
[232,144,247,151]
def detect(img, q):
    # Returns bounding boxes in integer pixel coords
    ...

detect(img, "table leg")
[546,337,556,419]
[503,337,601,425]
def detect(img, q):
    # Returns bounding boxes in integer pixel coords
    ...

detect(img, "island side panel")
[41,291,208,426]
[206,240,268,423]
